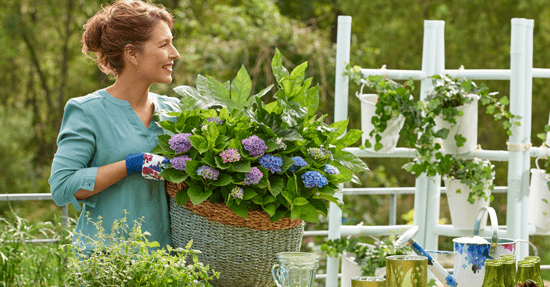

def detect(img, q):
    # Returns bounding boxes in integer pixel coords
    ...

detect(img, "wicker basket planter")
[166,182,305,287]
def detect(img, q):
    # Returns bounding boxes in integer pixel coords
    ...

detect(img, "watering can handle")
[514,239,539,257]
[472,206,499,258]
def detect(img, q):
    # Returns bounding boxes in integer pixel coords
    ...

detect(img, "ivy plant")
[346,66,519,203]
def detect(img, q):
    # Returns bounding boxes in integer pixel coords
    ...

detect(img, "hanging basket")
[358,93,405,153]
[435,95,479,154]
[528,163,550,231]
[444,177,492,230]
[166,182,304,287]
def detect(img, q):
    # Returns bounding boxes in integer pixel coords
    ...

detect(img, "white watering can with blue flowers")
[395,206,536,287]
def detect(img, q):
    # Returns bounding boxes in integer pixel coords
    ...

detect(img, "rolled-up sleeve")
[49,99,98,211]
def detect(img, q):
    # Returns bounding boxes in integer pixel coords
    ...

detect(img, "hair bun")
[82,12,108,53]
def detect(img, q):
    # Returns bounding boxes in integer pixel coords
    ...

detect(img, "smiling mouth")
[163,65,172,71]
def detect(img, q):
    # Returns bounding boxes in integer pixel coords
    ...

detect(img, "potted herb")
[345,65,423,153]
[528,124,550,231]
[321,236,410,287]
[153,50,368,286]
[442,157,495,230]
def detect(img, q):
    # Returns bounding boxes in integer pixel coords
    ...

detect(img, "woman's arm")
[74,160,127,200]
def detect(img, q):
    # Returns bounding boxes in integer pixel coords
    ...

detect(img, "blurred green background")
[1,0,549,281]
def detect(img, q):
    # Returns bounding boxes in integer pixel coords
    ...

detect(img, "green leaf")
[329,120,349,139]
[175,190,189,206]
[157,121,177,135]
[263,204,276,217]
[293,197,309,206]
[157,134,173,153]
[230,65,253,111]
[308,198,328,218]
[304,85,319,116]
[185,161,202,180]
[270,210,286,222]
[188,185,211,206]
[233,161,251,173]
[243,188,257,200]
[271,49,289,83]
[334,150,369,172]
[299,204,319,223]
[290,206,301,221]
[212,173,233,186]
[332,129,363,148]
[159,169,187,184]
[290,61,308,82]
[229,203,248,218]
[189,135,207,152]
[313,194,344,209]
[196,74,229,107]
[269,176,284,197]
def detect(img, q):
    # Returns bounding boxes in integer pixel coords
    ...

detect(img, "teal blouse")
[49,89,178,249]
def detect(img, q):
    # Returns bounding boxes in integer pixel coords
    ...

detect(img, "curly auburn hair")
[81,0,174,76]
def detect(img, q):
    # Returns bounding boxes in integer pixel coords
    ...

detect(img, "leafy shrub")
[64,211,218,287]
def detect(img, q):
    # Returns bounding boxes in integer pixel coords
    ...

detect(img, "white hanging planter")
[435,95,479,154]
[444,177,492,230]
[357,93,405,153]
[528,164,550,231]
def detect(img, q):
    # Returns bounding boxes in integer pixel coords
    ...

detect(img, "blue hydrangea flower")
[269,138,287,150]
[258,154,283,174]
[219,148,241,163]
[244,167,263,185]
[307,147,332,160]
[170,155,192,171]
[324,164,340,175]
[231,186,244,199]
[242,135,268,157]
[289,156,307,172]
[197,165,219,180]
[301,171,329,188]
[169,133,193,153]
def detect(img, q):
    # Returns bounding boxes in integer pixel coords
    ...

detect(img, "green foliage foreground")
[0,210,218,287]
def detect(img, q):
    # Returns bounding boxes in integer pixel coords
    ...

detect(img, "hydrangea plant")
[153,50,368,223]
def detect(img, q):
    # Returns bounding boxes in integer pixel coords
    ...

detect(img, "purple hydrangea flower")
[197,165,219,180]
[324,164,340,175]
[170,155,192,171]
[169,133,193,153]
[201,117,223,127]
[231,186,244,199]
[301,171,329,188]
[289,156,307,172]
[259,154,283,174]
[269,138,287,150]
[244,167,263,185]
[242,135,268,157]
[219,148,241,163]
[307,147,333,160]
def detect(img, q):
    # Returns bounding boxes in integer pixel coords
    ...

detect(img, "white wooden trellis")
[325,16,550,286]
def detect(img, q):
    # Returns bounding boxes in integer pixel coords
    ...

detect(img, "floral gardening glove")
[126,153,169,180]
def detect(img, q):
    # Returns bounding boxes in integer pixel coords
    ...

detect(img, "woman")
[49,0,180,249]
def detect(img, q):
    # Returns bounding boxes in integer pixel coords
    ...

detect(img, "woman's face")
[134,21,180,85]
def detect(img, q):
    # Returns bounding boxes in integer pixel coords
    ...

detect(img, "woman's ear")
[124,44,139,66]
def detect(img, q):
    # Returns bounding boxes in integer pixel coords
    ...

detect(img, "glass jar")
[482,259,504,287]
[501,258,517,287]
[524,256,543,287]
[517,259,535,284]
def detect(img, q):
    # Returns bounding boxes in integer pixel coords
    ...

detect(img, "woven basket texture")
[169,197,304,287]
[165,181,303,230]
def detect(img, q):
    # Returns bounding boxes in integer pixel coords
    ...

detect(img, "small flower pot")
[528,168,550,231]
[435,95,479,154]
[444,177,492,230]
[358,94,405,153]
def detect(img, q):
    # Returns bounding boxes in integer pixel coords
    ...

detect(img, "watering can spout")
[395,225,457,287]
